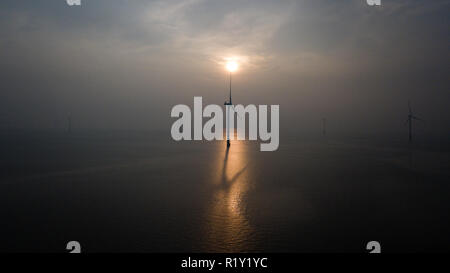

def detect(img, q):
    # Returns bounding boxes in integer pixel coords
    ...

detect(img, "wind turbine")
[406,100,422,142]
[224,61,238,148]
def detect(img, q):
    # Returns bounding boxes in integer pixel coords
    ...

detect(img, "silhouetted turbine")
[406,100,422,142]
[224,72,233,148]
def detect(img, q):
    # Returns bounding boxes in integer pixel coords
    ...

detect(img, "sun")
[226,61,238,72]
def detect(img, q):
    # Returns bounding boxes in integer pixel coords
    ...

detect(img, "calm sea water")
[0,130,449,252]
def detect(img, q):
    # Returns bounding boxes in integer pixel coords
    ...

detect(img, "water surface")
[1,130,449,252]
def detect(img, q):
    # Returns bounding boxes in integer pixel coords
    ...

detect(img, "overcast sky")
[0,0,449,136]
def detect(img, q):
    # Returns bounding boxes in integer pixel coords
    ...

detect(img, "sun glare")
[226,61,238,72]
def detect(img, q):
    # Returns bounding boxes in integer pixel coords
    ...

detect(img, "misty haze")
[0,0,449,253]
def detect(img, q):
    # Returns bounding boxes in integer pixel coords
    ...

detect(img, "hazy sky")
[0,0,449,136]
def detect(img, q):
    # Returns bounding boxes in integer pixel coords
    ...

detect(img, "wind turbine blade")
[412,116,423,121]
[408,100,412,114]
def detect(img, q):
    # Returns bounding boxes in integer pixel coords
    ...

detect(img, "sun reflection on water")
[201,140,257,252]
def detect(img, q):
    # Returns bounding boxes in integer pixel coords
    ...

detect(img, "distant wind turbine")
[406,100,422,142]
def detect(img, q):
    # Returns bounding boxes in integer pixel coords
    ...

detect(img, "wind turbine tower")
[406,100,422,142]
[224,61,238,148]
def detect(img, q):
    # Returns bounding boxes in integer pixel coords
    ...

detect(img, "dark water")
[1,130,449,252]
